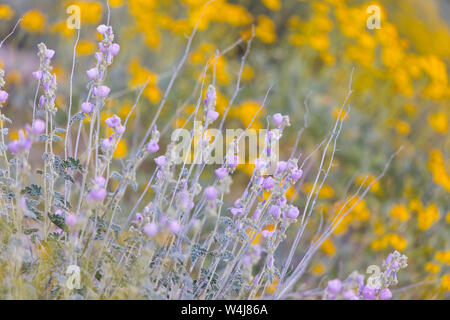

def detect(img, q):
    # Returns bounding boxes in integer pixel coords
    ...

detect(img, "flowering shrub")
[0,0,448,299]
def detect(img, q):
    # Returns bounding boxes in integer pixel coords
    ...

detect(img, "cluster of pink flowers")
[204,85,219,122]
[33,43,58,113]
[86,24,120,101]
[323,251,407,300]
[102,115,125,150]
[7,119,46,154]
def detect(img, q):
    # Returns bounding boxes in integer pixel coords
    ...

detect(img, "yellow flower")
[21,10,46,33]
[446,212,450,224]
[309,33,330,51]
[428,150,450,192]
[213,56,231,85]
[387,233,408,251]
[441,274,450,291]
[425,262,441,274]
[311,263,326,276]
[395,120,410,135]
[50,20,75,37]
[144,86,162,104]
[262,0,281,11]
[332,107,349,121]
[372,233,407,251]
[0,4,14,20]
[428,112,448,134]
[113,139,128,159]
[128,58,160,103]
[190,43,215,64]
[303,183,334,198]
[371,237,389,251]
[285,186,299,202]
[356,174,380,193]
[241,65,254,82]
[435,251,450,265]
[374,222,385,236]
[109,0,123,7]
[118,104,134,121]
[390,204,410,222]
[230,101,264,129]
[68,1,103,24]
[417,204,440,231]
[76,40,95,56]
[320,238,336,256]
[255,15,277,44]
[320,52,335,66]
[403,104,416,117]
[408,197,423,212]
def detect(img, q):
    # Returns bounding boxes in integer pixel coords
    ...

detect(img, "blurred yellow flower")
[441,274,450,291]
[428,150,450,192]
[0,4,14,20]
[417,204,440,231]
[255,15,277,44]
[332,107,348,121]
[109,0,123,7]
[424,262,441,274]
[356,174,380,193]
[285,186,299,202]
[320,238,336,256]
[21,10,46,33]
[76,40,95,56]
[408,197,423,212]
[262,0,281,11]
[303,183,334,198]
[68,1,103,24]
[113,139,128,159]
[241,65,254,82]
[230,101,264,129]
[390,204,410,222]
[128,58,161,103]
[311,263,326,276]
[428,112,448,134]
[395,120,410,135]
[50,20,75,37]
[435,251,450,265]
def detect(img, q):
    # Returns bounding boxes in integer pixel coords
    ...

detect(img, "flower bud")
[146,140,159,153]
[31,119,46,135]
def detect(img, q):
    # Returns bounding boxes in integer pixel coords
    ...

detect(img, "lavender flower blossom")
[31,119,46,135]
[93,85,111,98]
[287,206,300,219]
[168,220,181,234]
[146,140,160,153]
[105,115,121,128]
[81,102,94,113]
[204,186,218,201]
[215,167,228,179]
[144,222,158,237]
[261,176,275,189]
[273,113,283,126]
[327,279,343,294]
[65,214,77,227]
[88,188,107,201]
[0,90,8,103]
[155,155,167,167]
[86,67,99,80]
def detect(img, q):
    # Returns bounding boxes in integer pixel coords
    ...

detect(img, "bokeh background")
[0,0,449,299]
